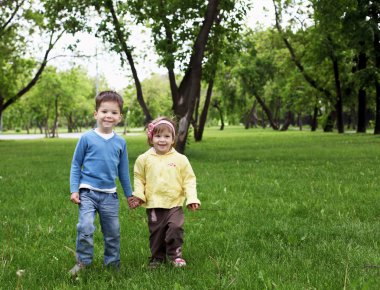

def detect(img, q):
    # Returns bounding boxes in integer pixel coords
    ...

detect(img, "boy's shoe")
[69,262,85,277]
[148,258,164,269]
[171,258,186,268]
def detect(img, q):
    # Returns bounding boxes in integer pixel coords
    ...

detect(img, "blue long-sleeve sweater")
[70,130,132,197]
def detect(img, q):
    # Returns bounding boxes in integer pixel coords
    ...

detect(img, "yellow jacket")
[133,148,200,208]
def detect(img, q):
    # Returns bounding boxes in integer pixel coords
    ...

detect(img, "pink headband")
[147,120,175,139]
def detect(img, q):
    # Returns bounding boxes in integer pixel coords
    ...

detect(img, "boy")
[69,91,133,276]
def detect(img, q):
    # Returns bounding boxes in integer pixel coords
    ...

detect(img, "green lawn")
[1,127,379,289]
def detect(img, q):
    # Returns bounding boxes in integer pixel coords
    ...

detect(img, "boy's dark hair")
[95,91,124,112]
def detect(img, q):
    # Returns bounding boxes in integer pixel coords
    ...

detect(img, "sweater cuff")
[133,192,146,203]
[186,197,201,206]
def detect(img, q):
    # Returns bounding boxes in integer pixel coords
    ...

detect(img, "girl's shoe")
[171,258,186,267]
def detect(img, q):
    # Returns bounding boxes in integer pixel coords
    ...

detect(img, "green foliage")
[0,128,379,288]
[123,73,173,127]
[2,66,96,132]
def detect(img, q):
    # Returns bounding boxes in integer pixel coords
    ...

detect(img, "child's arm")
[182,158,201,208]
[133,155,147,204]
[118,141,133,199]
[70,137,86,204]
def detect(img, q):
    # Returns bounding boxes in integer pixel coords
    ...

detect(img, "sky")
[49,0,275,92]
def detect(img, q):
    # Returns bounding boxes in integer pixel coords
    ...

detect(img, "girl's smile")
[152,127,174,155]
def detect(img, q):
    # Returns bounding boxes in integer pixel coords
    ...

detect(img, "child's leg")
[76,189,98,265]
[98,192,120,266]
[147,208,167,261]
[165,207,184,260]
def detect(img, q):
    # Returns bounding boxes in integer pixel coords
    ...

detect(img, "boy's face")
[152,126,174,155]
[94,101,122,133]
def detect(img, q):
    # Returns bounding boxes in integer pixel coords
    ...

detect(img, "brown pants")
[147,206,184,261]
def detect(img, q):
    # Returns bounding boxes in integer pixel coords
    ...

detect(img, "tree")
[0,0,83,130]
[272,0,343,132]
[127,0,247,151]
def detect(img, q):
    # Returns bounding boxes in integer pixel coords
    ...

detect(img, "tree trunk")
[212,100,224,130]
[0,95,3,132]
[194,78,214,141]
[67,113,74,133]
[245,101,258,129]
[324,111,336,132]
[311,106,318,131]
[107,0,152,125]
[44,107,50,138]
[51,95,59,138]
[374,26,380,134]
[280,111,292,131]
[298,113,303,131]
[348,105,356,130]
[175,0,220,153]
[356,48,367,133]
[375,81,380,134]
[330,51,344,133]
[254,94,279,130]
[123,108,129,135]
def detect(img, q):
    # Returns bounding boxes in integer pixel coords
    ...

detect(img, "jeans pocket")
[112,192,118,199]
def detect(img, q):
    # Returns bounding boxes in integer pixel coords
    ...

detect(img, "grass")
[0,127,379,289]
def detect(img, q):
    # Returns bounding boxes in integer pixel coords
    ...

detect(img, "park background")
[1,0,380,289]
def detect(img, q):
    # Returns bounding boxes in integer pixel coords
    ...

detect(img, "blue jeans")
[76,189,120,266]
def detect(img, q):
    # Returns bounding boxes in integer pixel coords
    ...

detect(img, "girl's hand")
[187,203,200,211]
[70,192,80,204]
[128,196,143,209]
[127,196,138,209]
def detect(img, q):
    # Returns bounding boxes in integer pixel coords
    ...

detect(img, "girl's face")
[94,101,122,134]
[152,126,174,155]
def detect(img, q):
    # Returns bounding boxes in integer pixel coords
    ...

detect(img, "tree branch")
[3,29,65,110]
[0,0,26,35]
[272,0,333,102]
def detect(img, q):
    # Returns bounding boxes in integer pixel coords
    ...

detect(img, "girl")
[132,116,200,268]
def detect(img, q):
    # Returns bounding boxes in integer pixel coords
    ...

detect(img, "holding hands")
[127,197,200,211]
[127,196,143,209]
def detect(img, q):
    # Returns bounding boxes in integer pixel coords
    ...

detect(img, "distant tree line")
[1,0,379,152]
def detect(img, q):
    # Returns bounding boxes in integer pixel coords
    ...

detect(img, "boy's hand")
[128,196,141,209]
[187,203,200,211]
[70,192,80,204]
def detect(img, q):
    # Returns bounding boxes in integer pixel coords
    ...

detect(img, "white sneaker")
[171,258,186,268]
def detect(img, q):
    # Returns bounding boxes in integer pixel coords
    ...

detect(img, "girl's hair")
[95,91,124,112]
[147,117,177,147]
